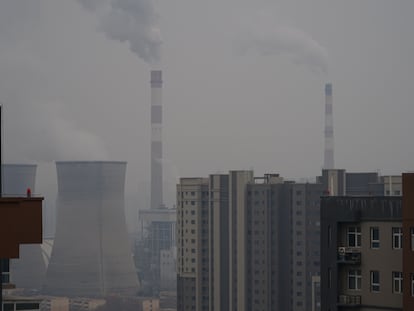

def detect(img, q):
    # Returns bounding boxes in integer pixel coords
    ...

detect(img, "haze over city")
[0,0,413,216]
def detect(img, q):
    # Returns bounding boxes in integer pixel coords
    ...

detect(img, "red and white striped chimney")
[151,70,163,209]
[324,83,334,169]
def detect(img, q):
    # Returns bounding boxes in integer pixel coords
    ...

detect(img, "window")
[411,274,414,297]
[328,268,332,289]
[411,228,414,251]
[348,269,361,290]
[370,227,380,249]
[393,272,403,293]
[392,227,403,249]
[347,226,361,247]
[328,226,332,247]
[1,259,10,283]
[370,271,380,292]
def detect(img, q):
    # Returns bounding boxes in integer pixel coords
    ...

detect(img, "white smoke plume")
[77,0,162,64]
[236,12,329,74]
[3,101,109,163]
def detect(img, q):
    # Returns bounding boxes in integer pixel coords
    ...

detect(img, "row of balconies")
[337,247,362,306]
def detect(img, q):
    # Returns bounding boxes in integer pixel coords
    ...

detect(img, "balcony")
[337,247,361,264]
[338,294,361,306]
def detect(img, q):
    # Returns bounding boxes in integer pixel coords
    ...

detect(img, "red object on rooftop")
[26,188,31,198]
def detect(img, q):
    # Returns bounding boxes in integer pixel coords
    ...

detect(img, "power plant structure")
[151,70,163,210]
[135,70,176,294]
[3,164,36,196]
[43,161,139,298]
[3,164,46,291]
[323,83,334,170]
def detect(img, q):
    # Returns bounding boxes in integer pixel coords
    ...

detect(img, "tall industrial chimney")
[323,83,334,169]
[151,70,163,209]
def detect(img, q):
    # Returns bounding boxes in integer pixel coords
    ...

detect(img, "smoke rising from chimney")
[77,0,162,64]
[235,12,329,74]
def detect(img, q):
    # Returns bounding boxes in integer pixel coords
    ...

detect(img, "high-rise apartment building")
[177,171,324,311]
[402,173,414,310]
[321,196,403,311]
[176,177,209,311]
[320,173,409,311]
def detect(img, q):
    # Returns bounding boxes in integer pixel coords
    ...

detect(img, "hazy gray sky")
[0,0,413,211]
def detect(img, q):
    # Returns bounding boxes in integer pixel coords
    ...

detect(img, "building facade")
[176,177,209,311]
[402,173,414,310]
[177,171,324,311]
[321,196,403,311]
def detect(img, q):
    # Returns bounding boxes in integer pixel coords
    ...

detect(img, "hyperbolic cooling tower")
[3,164,36,196]
[3,164,47,290]
[323,83,334,169]
[43,161,139,297]
[151,70,163,209]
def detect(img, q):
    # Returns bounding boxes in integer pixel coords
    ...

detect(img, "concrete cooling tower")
[3,164,47,291]
[43,161,139,297]
[3,164,36,196]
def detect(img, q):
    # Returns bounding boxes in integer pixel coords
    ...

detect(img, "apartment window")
[370,227,380,249]
[328,268,332,289]
[411,228,414,251]
[411,274,414,297]
[370,271,380,292]
[392,227,403,249]
[348,269,361,290]
[1,259,10,283]
[328,226,332,247]
[393,272,403,293]
[347,226,361,247]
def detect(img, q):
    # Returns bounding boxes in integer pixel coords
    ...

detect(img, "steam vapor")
[4,101,109,162]
[236,13,329,74]
[77,0,162,64]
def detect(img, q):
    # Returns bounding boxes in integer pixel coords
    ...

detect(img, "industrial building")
[43,161,139,298]
[135,70,176,294]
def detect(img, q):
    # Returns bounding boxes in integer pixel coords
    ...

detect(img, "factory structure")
[43,161,139,298]
[135,70,177,294]
[323,83,334,170]
[2,70,410,311]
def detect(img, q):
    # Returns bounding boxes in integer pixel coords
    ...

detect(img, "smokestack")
[151,70,163,209]
[323,83,334,169]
